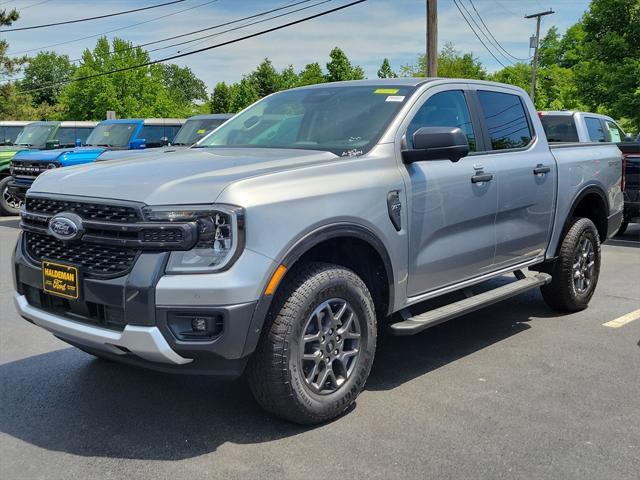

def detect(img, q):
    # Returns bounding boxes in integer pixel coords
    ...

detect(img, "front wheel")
[0,176,22,216]
[541,217,601,312]
[247,262,377,425]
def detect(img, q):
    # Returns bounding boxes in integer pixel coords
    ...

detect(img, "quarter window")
[477,90,532,150]
[585,117,606,142]
[406,90,476,151]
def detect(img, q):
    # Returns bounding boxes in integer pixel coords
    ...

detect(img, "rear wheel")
[247,262,377,425]
[0,176,22,216]
[541,217,601,312]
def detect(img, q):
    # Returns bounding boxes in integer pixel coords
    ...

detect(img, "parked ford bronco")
[13,79,624,424]
[7,119,184,212]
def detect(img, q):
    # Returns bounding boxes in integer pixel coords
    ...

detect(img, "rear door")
[471,87,556,268]
[399,84,499,296]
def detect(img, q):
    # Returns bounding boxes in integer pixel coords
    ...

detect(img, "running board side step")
[390,272,552,336]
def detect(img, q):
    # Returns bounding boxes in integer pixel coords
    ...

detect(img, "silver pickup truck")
[13,79,624,424]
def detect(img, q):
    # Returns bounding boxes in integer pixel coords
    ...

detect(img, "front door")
[402,87,498,297]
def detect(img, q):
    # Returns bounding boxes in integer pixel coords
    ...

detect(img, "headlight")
[143,204,244,274]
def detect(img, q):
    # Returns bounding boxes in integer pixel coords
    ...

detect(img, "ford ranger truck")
[96,114,232,162]
[539,110,639,234]
[7,119,184,212]
[13,79,624,424]
[1,121,95,215]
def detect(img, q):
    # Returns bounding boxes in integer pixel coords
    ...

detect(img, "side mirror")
[129,138,146,150]
[75,138,82,147]
[402,127,469,163]
[623,133,634,142]
[45,139,60,149]
[3,139,13,146]
[160,136,169,146]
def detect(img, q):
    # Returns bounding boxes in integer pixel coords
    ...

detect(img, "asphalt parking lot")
[0,217,638,480]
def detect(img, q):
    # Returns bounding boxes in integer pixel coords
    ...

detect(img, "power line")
[0,0,185,32]
[467,0,530,61]
[69,0,317,63]
[455,0,514,65]
[6,0,316,84]
[8,0,218,55]
[167,0,331,55]
[451,0,508,68]
[19,0,367,94]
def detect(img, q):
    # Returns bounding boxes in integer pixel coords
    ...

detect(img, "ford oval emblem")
[48,213,84,241]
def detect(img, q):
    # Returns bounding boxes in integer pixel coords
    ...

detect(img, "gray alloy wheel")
[0,177,22,216]
[298,298,361,395]
[572,235,595,295]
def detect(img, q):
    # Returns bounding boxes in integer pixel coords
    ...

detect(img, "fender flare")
[241,222,395,357]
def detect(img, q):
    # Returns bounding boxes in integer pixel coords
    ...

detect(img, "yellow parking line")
[603,309,640,328]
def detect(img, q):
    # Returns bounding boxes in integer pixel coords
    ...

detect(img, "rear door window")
[539,115,579,142]
[585,117,606,142]
[406,90,476,151]
[139,126,167,148]
[477,90,533,150]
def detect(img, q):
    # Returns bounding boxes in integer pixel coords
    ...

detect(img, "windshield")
[199,86,415,155]
[86,123,138,148]
[540,115,579,142]
[173,118,228,145]
[14,123,57,147]
[1,126,25,145]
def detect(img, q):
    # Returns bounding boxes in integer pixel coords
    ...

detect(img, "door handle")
[533,165,551,175]
[471,173,494,183]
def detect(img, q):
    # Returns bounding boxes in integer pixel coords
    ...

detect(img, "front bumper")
[13,233,273,377]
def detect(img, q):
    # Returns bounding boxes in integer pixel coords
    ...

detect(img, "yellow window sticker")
[374,88,399,94]
[197,129,206,134]
[103,131,110,137]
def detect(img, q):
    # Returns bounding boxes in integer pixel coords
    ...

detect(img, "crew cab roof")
[186,114,233,120]
[0,120,31,127]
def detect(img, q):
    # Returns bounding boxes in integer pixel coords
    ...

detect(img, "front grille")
[25,197,141,223]
[11,161,56,179]
[26,231,138,276]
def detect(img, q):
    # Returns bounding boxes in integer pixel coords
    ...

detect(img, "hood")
[0,146,28,166]
[12,146,106,163]
[96,146,185,162]
[31,147,339,205]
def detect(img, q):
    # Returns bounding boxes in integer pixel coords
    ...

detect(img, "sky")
[1,0,593,88]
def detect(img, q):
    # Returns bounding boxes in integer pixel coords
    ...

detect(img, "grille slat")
[25,197,140,223]
[26,232,137,276]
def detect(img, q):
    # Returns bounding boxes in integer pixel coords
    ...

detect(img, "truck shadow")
[0,279,559,461]
[607,223,639,248]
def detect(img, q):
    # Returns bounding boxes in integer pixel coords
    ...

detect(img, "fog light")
[191,317,208,332]
[166,312,224,341]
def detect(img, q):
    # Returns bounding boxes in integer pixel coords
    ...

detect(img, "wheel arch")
[242,223,395,357]
[560,185,609,251]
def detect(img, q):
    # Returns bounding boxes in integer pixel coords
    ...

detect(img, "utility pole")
[426,0,437,77]
[525,9,554,104]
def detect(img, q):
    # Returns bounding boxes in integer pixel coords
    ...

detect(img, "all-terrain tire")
[541,217,601,312]
[0,176,21,216]
[246,262,377,425]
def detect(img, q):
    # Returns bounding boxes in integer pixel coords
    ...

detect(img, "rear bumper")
[623,188,640,222]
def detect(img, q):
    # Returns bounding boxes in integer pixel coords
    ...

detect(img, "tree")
[377,58,397,78]
[230,77,259,112]
[160,64,207,105]
[249,58,282,97]
[20,52,76,106]
[279,65,299,90]
[298,62,325,86]
[400,44,485,79]
[488,63,531,91]
[325,47,365,82]
[58,37,206,119]
[211,82,232,113]
[574,0,640,129]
